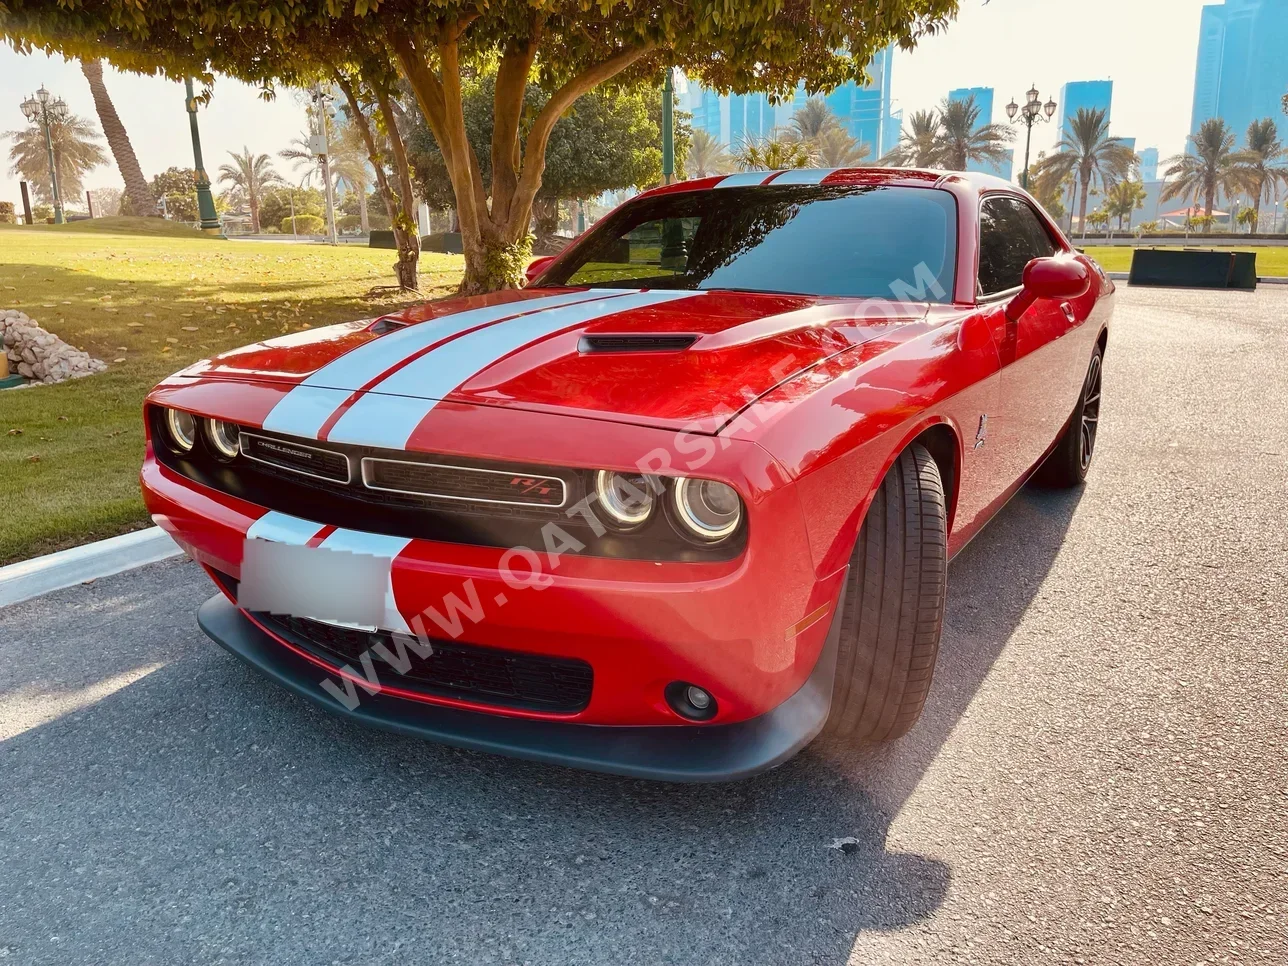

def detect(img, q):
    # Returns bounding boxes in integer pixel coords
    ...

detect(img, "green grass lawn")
[1082,245,1288,275]
[0,219,463,565]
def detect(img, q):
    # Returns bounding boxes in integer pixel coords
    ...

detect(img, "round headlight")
[164,408,196,453]
[672,478,742,542]
[593,469,656,529]
[205,419,240,460]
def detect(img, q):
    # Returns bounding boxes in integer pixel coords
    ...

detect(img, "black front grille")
[363,459,566,507]
[241,433,351,483]
[257,611,593,714]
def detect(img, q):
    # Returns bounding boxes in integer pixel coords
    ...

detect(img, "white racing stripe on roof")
[714,171,779,189]
[260,290,608,440]
[767,168,838,185]
[326,289,703,450]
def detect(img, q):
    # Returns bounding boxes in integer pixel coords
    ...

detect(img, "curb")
[0,527,182,608]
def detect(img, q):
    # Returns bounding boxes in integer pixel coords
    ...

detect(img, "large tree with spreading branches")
[2,0,960,292]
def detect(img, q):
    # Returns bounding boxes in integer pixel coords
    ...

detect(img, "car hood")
[182,287,928,433]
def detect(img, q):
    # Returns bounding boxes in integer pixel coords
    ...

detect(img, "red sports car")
[142,168,1111,781]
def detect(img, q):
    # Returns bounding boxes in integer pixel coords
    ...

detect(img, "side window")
[977,197,1051,297]
[565,217,701,286]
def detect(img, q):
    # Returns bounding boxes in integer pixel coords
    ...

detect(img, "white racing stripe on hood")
[326,289,704,450]
[261,290,610,440]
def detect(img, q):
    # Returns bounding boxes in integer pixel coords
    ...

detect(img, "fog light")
[686,685,711,710]
[665,681,718,721]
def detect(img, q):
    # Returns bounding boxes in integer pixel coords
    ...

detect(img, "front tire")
[1035,343,1104,488]
[822,444,947,744]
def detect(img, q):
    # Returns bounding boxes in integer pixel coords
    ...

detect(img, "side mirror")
[1005,256,1091,321]
[524,255,556,286]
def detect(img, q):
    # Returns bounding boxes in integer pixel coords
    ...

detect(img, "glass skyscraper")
[1189,0,1288,146]
[680,44,898,159]
[946,87,1014,181]
[1058,80,1114,145]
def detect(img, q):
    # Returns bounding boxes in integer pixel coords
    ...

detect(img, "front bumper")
[198,590,841,782]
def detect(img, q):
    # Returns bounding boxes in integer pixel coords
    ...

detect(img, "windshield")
[539,184,958,301]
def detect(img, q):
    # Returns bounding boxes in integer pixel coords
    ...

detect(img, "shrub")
[0,201,15,224]
[281,213,325,235]
[336,214,362,232]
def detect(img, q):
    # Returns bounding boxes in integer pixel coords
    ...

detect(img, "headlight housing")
[163,408,197,453]
[670,477,743,542]
[593,469,657,530]
[205,419,240,460]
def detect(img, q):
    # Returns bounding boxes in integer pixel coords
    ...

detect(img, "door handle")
[1060,302,1077,324]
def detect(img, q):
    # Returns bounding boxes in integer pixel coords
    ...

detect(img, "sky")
[1,0,1214,208]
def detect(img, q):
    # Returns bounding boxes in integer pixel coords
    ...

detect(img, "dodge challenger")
[141,167,1112,781]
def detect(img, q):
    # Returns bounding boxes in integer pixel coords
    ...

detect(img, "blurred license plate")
[238,538,388,627]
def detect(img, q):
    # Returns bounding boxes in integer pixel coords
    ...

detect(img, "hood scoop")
[578,333,699,353]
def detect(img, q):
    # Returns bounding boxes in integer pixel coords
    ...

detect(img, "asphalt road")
[1,286,1285,966]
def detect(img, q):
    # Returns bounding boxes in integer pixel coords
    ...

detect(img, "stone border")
[0,527,182,608]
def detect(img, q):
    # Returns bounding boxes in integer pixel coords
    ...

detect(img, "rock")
[0,309,110,386]
[17,362,33,378]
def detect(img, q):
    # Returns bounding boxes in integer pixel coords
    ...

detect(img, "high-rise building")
[1059,80,1114,145]
[1139,147,1160,182]
[948,87,995,126]
[1189,0,1288,146]
[681,44,898,159]
[946,86,1013,181]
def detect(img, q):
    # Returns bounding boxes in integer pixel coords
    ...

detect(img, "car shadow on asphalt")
[0,485,1081,965]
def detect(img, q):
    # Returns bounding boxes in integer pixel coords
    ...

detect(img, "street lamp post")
[661,67,676,186]
[1006,84,1057,191]
[308,85,339,245]
[184,79,223,233]
[20,86,70,224]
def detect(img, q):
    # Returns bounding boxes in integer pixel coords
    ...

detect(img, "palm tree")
[734,133,814,171]
[1232,119,1288,233]
[1104,180,1147,230]
[813,128,870,168]
[881,109,940,167]
[5,112,108,206]
[1035,107,1134,236]
[279,133,326,188]
[217,147,280,232]
[1161,119,1241,233]
[789,98,841,142]
[933,95,1013,172]
[685,129,732,178]
[80,59,153,216]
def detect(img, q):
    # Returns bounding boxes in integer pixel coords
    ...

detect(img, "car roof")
[635,166,1018,201]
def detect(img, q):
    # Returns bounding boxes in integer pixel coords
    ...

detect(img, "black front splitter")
[197,591,841,783]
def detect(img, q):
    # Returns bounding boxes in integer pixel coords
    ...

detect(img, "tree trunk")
[358,182,370,234]
[1078,173,1091,240]
[80,59,153,216]
[249,190,260,233]
[387,23,649,296]
[372,83,420,291]
[1204,183,1216,233]
[1252,185,1262,233]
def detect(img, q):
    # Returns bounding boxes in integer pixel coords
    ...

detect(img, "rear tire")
[822,444,947,744]
[1035,343,1104,488]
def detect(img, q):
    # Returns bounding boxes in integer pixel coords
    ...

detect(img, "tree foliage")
[933,95,1012,171]
[1232,118,1288,232]
[734,133,815,171]
[1161,118,1241,233]
[685,128,732,179]
[408,75,686,212]
[2,0,961,290]
[1035,107,1134,235]
[217,146,281,232]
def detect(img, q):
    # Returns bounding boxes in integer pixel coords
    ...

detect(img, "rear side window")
[977,196,1059,297]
